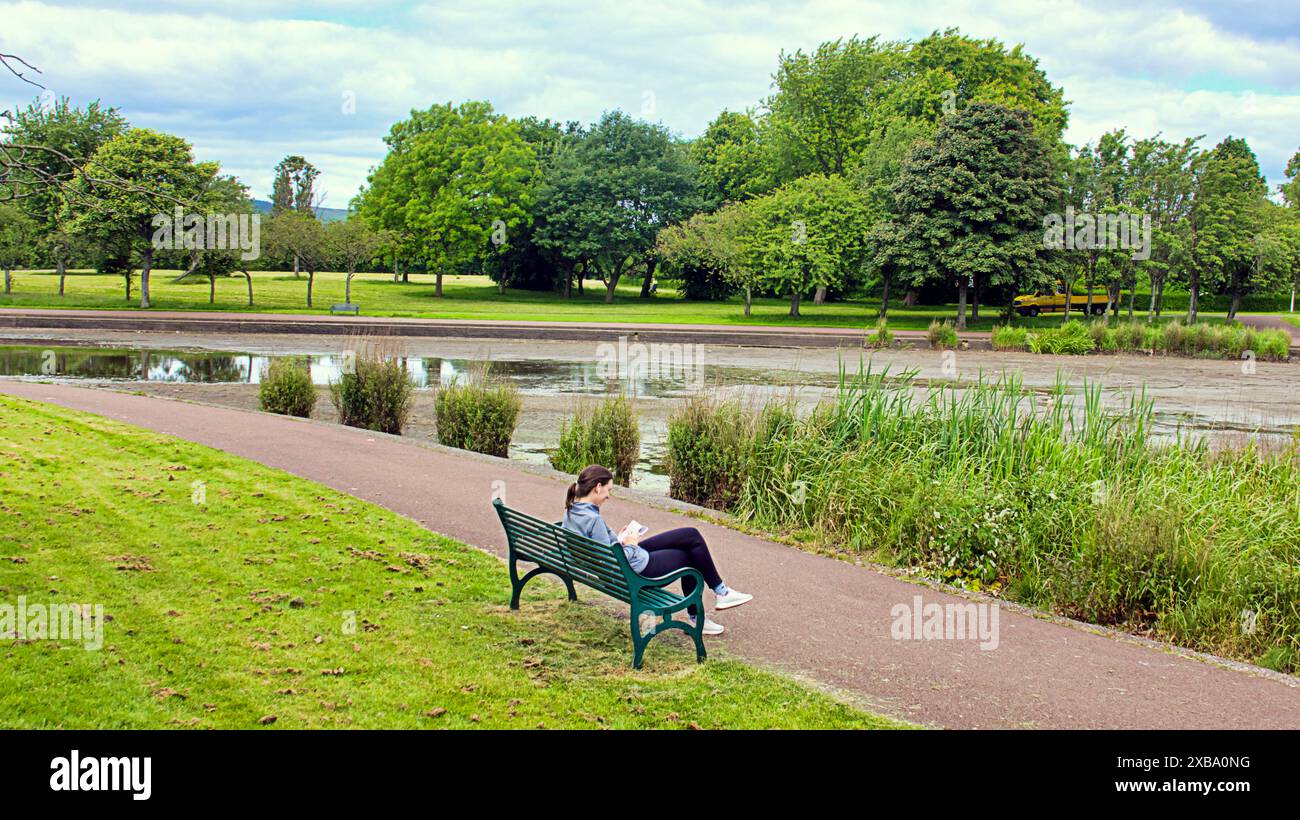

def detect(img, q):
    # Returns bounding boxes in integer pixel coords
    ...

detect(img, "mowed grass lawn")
[0,396,906,729]
[0,268,1244,331]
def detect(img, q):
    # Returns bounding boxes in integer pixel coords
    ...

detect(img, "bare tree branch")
[0,52,44,89]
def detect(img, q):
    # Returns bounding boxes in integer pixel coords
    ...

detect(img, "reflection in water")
[0,345,719,398]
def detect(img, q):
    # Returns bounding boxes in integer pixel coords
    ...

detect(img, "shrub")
[1028,320,1095,355]
[665,395,753,508]
[434,368,522,457]
[550,395,641,485]
[990,325,1029,351]
[258,358,316,418]
[328,338,415,435]
[1253,329,1292,362]
[864,318,894,349]
[927,319,958,350]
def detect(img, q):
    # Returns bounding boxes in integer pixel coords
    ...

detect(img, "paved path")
[1239,313,1300,341]
[0,307,990,349]
[2,380,1296,729]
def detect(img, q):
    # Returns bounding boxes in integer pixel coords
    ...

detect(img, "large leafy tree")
[483,116,583,293]
[534,111,700,303]
[64,128,216,308]
[0,96,128,291]
[764,36,906,182]
[656,202,757,308]
[691,110,774,208]
[1126,135,1199,319]
[737,174,868,317]
[354,100,538,297]
[880,103,1058,329]
[1185,136,1269,322]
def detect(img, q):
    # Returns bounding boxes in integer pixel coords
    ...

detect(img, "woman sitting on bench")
[561,464,752,635]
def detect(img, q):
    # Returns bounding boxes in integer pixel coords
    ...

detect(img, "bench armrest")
[636,566,706,590]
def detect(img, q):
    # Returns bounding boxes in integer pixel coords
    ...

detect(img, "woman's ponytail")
[564,464,615,510]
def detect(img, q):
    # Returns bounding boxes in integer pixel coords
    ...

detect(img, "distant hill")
[251,199,348,223]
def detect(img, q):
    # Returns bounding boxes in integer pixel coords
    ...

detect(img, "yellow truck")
[1013,283,1110,317]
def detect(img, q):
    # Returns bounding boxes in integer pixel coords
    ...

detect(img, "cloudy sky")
[3,0,1297,206]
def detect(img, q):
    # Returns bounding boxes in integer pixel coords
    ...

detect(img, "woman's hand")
[618,524,642,546]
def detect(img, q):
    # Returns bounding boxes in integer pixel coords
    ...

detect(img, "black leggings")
[639,527,723,617]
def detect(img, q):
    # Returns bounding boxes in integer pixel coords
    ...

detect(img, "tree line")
[3,29,1299,322]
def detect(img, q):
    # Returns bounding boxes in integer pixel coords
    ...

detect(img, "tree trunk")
[209,275,215,304]
[307,270,314,308]
[57,256,66,296]
[577,266,584,295]
[1155,278,1166,318]
[971,274,979,323]
[435,270,444,297]
[956,277,968,330]
[3,265,9,294]
[1228,288,1241,321]
[1127,283,1135,320]
[393,260,400,283]
[789,288,801,317]
[1085,252,1096,315]
[878,273,891,319]
[903,289,918,308]
[744,286,752,318]
[813,285,827,304]
[1186,279,1198,323]
[639,258,657,298]
[563,265,573,299]
[293,254,300,279]
[140,245,153,308]
[125,272,131,302]
[242,269,254,306]
[346,270,354,304]
[604,260,623,304]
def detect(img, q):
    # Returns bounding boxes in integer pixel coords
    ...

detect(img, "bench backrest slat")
[493,500,632,602]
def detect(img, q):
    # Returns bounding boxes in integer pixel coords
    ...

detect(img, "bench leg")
[510,558,577,610]
[631,616,647,670]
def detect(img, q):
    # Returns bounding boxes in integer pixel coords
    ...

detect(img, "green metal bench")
[492,498,706,669]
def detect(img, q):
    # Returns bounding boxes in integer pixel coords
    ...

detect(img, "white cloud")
[2,0,1297,202]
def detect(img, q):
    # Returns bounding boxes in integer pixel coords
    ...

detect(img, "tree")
[325,217,386,304]
[1280,150,1300,209]
[656,202,756,308]
[1127,135,1198,320]
[265,211,327,307]
[270,155,320,215]
[1186,136,1269,322]
[1,96,128,292]
[482,117,583,294]
[882,103,1058,329]
[64,128,215,308]
[354,101,538,298]
[764,36,907,181]
[172,174,258,306]
[534,111,700,303]
[691,110,774,208]
[738,174,868,317]
[0,203,37,293]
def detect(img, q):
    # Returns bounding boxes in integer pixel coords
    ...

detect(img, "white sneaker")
[687,615,724,635]
[714,589,753,610]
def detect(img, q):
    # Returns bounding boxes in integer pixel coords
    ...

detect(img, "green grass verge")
[0,395,906,729]
[0,269,1253,332]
